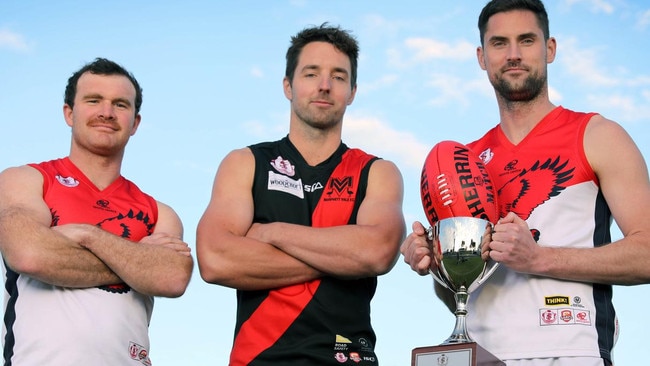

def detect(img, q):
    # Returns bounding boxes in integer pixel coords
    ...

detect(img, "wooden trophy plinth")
[412,342,505,366]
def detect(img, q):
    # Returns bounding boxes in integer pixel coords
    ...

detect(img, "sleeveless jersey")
[229,137,380,365]
[2,157,157,366]
[466,107,617,362]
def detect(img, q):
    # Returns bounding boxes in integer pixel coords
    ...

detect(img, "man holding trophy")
[401,0,650,365]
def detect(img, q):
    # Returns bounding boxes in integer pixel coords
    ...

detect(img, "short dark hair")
[285,23,359,88]
[478,0,550,46]
[64,57,143,114]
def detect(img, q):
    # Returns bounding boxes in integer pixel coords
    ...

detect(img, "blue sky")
[1,0,649,365]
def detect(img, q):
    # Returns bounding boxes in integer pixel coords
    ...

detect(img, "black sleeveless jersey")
[230,136,381,365]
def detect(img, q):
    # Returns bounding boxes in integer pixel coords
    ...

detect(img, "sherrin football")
[420,140,499,226]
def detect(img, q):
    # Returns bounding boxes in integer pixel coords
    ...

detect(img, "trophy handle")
[425,226,453,291]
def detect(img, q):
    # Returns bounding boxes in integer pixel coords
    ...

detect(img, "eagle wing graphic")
[498,156,575,220]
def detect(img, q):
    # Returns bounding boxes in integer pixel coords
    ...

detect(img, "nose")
[506,44,522,62]
[318,75,331,92]
[98,101,116,119]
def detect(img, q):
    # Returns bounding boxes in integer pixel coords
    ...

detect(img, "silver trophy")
[428,216,499,344]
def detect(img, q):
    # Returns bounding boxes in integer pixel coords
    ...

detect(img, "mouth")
[88,121,119,131]
[311,99,334,107]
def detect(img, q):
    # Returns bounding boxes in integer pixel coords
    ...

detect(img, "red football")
[420,140,499,226]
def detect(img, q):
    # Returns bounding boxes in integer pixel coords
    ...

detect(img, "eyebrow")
[301,64,349,75]
[82,93,133,107]
[488,32,539,44]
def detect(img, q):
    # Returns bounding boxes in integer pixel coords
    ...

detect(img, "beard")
[293,100,344,131]
[492,69,546,103]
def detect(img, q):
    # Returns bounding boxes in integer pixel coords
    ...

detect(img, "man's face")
[284,41,356,131]
[64,72,141,157]
[477,10,555,103]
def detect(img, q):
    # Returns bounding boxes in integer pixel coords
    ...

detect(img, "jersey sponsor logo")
[545,296,570,306]
[304,181,323,193]
[267,171,304,198]
[93,199,117,213]
[55,174,79,187]
[349,352,362,363]
[270,155,295,176]
[128,341,152,366]
[539,308,591,326]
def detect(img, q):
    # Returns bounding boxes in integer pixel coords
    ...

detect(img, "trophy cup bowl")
[428,216,499,344]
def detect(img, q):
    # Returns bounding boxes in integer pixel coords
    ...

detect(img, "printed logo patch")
[270,156,295,176]
[55,175,79,187]
[539,308,591,326]
[267,171,304,198]
[479,148,494,165]
[128,341,152,366]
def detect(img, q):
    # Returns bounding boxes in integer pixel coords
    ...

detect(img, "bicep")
[0,165,51,227]
[356,160,406,237]
[586,117,650,236]
[197,149,255,247]
[153,201,184,239]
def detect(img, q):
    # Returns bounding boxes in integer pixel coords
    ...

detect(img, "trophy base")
[412,342,505,366]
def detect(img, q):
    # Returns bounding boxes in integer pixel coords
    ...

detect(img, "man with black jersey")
[196,23,405,365]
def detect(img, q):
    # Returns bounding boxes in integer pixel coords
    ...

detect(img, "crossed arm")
[0,165,193,297]
[196,148,406,291]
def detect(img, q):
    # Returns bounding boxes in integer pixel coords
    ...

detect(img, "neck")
[496,96,556,145]
[68,150,123,190]
[287,132,342,167]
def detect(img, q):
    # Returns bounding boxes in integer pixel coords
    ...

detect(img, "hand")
[51,223,93,247]
[140,232,192,256]
[400,221,436,276]
[486,212,540,273]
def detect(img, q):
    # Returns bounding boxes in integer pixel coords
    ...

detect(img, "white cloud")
[548,85,563,104]
[637,9,650,30]
[343,114,430,170]
[425,73,491,108]
[586,92,650,122]
[405,37,475,62]
[360,74,398,94]
[557,37,619,87]
[250,66,264,78]
[564,0,615,14]
[0,29,30,52]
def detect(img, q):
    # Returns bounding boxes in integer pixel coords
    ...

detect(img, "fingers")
[401,222,434,276]
[411,221,427,235]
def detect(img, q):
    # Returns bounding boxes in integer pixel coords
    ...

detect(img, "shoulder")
[0,164,44,191]
[584,114,643,175]
[153,200,184,236]
[221,147,254,169]
[367,158,403,190]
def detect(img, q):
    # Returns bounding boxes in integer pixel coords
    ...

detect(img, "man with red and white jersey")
[0,58,193,365]
[400,1,650,365]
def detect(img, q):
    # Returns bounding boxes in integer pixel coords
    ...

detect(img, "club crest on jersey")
[479,148,494,165]
[498,156,575,220]
[323,175,355,202]
[270,155,295,176]
[55,174,79,187]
